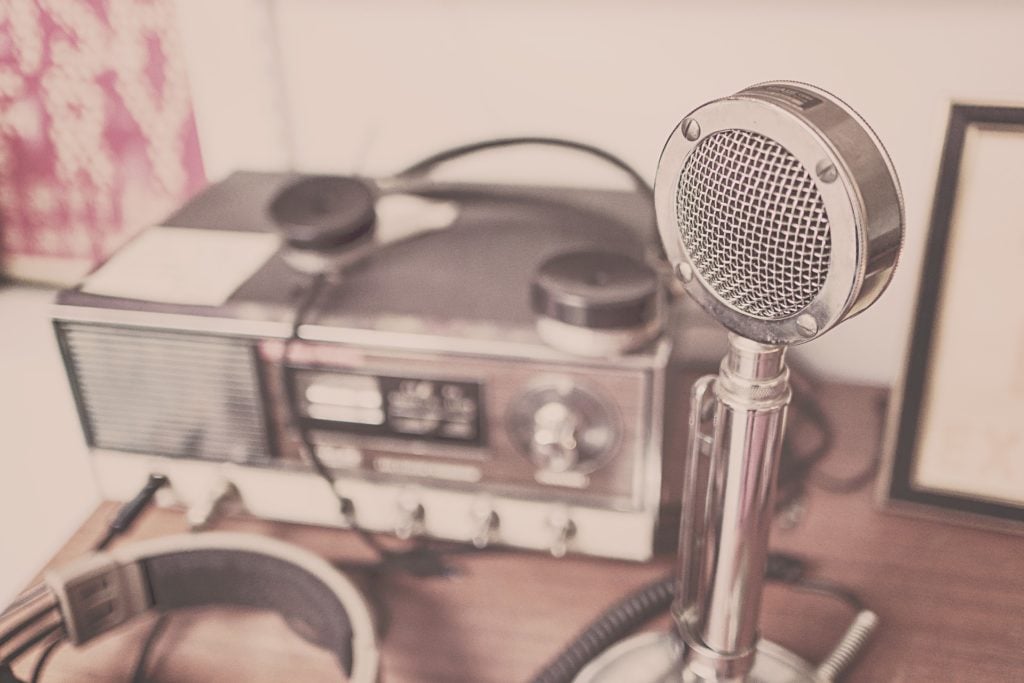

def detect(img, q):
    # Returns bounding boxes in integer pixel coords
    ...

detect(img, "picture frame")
[879,103,1024,533]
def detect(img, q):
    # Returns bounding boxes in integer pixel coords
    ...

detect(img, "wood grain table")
[9,384,1024,682]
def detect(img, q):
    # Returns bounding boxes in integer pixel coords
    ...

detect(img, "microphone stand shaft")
[675,334,791,681]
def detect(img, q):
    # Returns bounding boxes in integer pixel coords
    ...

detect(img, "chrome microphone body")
[656,82,904,681]
[572,81,904,683]
[659,83,903,682]
[677,336,790,681]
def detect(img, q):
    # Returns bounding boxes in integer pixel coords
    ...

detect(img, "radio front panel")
[276,342,662,511]
[52,172,682,561]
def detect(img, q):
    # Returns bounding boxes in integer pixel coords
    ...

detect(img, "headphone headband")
[44,532,379,682]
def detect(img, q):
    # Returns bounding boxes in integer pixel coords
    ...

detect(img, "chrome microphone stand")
[675,334,791,682]
[574,335,875,683]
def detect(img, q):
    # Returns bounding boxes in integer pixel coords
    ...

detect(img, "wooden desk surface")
[10,384,1024,682]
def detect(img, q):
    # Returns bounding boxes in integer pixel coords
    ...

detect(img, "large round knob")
[507,383,617,474]
[531,401,582,471]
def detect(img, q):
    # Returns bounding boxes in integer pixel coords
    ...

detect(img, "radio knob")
[470,504,500,549]
[546,508,577,558]
[507,383,617,474]
[530,401,583,472]
[187,479,240,530]
[395,494,425,540]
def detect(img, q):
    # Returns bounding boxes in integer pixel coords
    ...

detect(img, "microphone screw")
[675,262,694,283]
[815,160,839,183]
[681,118,702,141]
[797,313,819,337]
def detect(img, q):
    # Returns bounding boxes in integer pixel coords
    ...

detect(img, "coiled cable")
[529,552,871,683]
[530,575,675,683]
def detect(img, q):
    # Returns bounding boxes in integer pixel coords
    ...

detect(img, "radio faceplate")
[267,339,667,513]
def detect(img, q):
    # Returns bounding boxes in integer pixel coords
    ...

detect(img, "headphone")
[3,533,379,682]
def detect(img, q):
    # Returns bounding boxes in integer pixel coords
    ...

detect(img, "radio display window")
[294,369,485,447]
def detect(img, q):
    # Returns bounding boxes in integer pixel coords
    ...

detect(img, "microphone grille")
[676,129,831,320]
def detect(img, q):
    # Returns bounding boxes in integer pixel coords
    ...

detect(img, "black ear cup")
[269,176,377,251]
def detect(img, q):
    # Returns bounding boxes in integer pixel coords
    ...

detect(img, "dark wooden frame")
[880,103,1024,532]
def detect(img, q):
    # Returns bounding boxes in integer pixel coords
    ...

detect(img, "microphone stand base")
[573,631,822,683]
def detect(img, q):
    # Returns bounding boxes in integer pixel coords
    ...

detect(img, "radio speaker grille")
[58,323,271,462]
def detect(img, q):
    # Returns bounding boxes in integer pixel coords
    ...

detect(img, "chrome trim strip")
[298,322,668,369]
[52,303,294,339]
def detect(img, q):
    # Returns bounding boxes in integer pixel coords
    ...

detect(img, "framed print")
[880,103,1024,532]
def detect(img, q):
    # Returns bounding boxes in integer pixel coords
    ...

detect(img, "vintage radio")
[53,164,695,561]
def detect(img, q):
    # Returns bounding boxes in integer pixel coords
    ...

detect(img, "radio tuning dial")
[507,383,617,474]
[531,401,584,472]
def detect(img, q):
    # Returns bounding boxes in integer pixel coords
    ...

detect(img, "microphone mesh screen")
[675,129,832,319]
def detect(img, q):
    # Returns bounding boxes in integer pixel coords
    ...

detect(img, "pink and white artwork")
[0,0,206,281]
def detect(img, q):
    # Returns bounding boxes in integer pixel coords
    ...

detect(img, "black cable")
[392,137,665,263]
[279,271,484,579]
[0,473,170,680]
[283,274,452,570]
[529,553,807,683]
[0,624,62,669]
[775,359,891,502]
[772,358,896,520]
[29,636,64,683]
[130,613,171,683]
[811,393,889,494]
[529,552,865,683]
[0,587,47,621]
[277,271,391,563]
[786,577,864,612]
[813,453,881,495]
[775,379,836,514]
[530,575,674,683]
[0,606,58,650]
[394,136,654,201]
[278,273,476,636]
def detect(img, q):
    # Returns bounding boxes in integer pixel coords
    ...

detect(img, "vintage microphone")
[575,82,904,682]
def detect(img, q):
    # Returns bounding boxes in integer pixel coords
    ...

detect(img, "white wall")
[0,287,96,604]
[175,0,1024,386]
